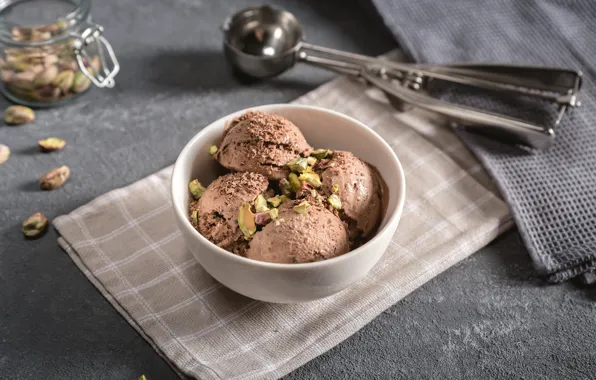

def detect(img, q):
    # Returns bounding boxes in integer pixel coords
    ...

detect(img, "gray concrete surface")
[0,0,594,379]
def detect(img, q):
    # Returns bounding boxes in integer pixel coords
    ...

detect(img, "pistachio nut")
[139,375,147,380]
[311,149,330,159]
[332,184,339,193]
[279,178,292,197]
[288,172,302,192]
[10,71,36,90]
[306,156,317,166]
[267,195,282,208]
[0,144,10,164]
[292,201,311,214]
[238,203,257,238]
[22,212,48,238]
[12,60,32,72]
[255,212,272,226]
[33,65,58,87]
[188,179,206,199]
[52,70,74,92]
[190,209,199,226]
[43,54,59,66]
[254,194,270,213]
[298,172,322,188]
[40,165,70,190]
[208,145,218,155]
[90,56,101,75]
[310,189,317,198]
[6,84,34,99]
[32,86,61,102]
[38,137,66,152]
[72,71,91,93]
[328,194,342,210]
[286,157,308,173]
[4,105,35,125]
[279,195,289,204]
[30,64,44,75]
[269,208,279,221]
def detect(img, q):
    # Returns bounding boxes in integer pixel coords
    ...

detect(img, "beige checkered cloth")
[53,62,513,380]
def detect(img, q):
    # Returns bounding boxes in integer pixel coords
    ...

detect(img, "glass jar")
[0,0,119,107]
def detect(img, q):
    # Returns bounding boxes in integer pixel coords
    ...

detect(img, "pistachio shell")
[4,105,35,125]
[38,137,66,152]
[188,179,205,199]
[238,203,256,238]
[22,212,48,238]
[0,144,10,164]
[71,71,91,93]
[40,165,70,190]
[52,70,74,92]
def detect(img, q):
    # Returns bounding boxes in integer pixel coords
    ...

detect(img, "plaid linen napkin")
[54,62,512,379]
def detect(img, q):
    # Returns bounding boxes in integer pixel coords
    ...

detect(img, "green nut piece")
[52,69,74,92]
[22,212,48,238]
[286,157,308,172]
[298,172,322,188]
[72,71,91,93]
[310,189,317,197]
[332,184,339,193]
[288,172,302,192]
[0,144,10,164]
[267,195,282,208]
[4,105,35,125]
[306,156,317,166]
[254,194,270,213]
[292,201,310,214]
[33,65,58,87]
[268,208,279,221]
[311,149,330,159]
[279,178,292,197]
[40,165,70,190]
[328,194,342,210]
[190,209,199,226]
[208,145,218,155]
[279,195,289,204]
[188,179,206,200]
[38,137,66,152]
[238,202,256,238]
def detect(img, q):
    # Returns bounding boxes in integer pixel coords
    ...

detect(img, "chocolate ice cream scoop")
[246,201,350,264]
[197,172,268,254]
[215,111,312,180]
[317,150,383,240]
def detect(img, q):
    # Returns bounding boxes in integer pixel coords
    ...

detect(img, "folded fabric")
[54,66,511,379]
[371,0,596,283]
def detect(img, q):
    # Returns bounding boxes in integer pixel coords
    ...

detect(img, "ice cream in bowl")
[171,104,405,303]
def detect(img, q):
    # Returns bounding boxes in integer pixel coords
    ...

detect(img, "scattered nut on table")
[4,105,35,125]
[0,144,10,164]
[40,165,70,190]
[22,212,48,238]
[38,137,66,152]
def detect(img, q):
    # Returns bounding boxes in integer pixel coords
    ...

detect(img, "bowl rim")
[171,103,406,270]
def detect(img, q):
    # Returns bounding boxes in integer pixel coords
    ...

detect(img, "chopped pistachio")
[332,184,339,193]
[292,201,310,214]
[38,137,66,152]
[279,195,289,204]
[208,145,218,155]
[288,172,302,192]
[328,194,342,210]
[188,179,205,199]
[238,203,256,238]
[254,194,270,213]
[269,208,279,220]
[286,157,308,172]
[306,156,317,166]
[267,195,282,208]
[310,189,317,197]
[311,149,330,159]
[279,178,292,197]
[298,172,322,188]
[190,209,199,226]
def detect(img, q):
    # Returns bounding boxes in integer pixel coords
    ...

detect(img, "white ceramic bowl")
[171,104,406,303]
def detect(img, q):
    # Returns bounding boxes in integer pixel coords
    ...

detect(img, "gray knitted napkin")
[371,0,596,283]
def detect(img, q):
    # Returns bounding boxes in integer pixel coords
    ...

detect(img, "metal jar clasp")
[72,23,119,88]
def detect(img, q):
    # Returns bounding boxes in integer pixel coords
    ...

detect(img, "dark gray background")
[0,1,594,379]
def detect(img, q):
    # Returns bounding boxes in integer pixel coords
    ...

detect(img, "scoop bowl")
[171,104,406,303]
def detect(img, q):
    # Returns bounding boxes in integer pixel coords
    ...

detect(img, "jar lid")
[0,0,90,45]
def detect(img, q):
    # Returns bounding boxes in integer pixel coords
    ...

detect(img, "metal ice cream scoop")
[221,5,582,150]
